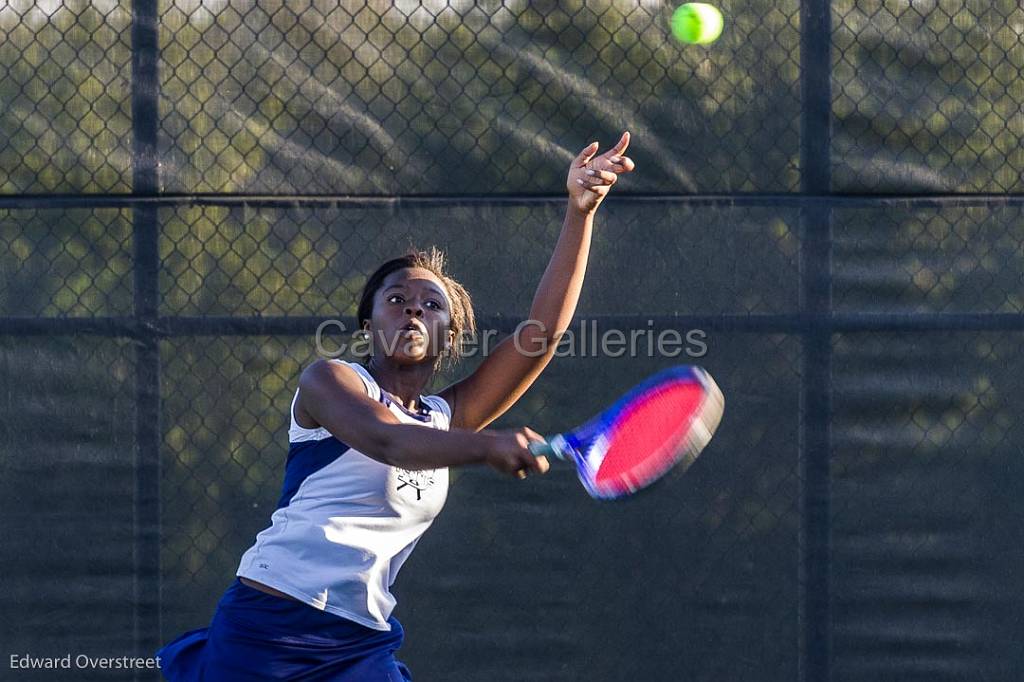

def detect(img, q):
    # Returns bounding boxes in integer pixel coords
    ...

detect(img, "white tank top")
[237,360,451,631]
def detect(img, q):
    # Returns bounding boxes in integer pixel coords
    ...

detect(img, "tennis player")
[156,133,635,680]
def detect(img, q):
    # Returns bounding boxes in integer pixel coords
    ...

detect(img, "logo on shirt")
[396,468,436,501]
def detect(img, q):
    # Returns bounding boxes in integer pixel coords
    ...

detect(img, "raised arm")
[440,132,636,431]
[295,359,548,475]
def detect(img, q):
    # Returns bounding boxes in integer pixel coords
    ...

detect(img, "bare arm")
[295,359,547,474]
[440,132,636,431]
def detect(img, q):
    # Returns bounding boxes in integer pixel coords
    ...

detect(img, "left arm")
[440,132,636,431]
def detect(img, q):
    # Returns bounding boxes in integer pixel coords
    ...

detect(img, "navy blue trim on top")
[378,391,432,422]
[277,437,351,509]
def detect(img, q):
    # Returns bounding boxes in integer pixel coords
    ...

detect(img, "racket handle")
[528,435,570,460]
[528,441,553,457]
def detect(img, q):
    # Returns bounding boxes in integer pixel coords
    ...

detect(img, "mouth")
[399,322,426,339]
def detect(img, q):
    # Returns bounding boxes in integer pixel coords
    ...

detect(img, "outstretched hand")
[566,131,635,215]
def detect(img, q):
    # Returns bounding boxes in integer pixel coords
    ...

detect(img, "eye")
[386,294,404,304]
[425,300,443,310]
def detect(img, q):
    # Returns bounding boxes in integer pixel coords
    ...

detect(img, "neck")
[366,356,434,410]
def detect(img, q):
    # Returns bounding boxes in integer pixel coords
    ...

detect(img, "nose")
[404,304,423,317]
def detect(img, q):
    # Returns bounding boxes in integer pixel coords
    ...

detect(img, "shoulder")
[299,359,379,402]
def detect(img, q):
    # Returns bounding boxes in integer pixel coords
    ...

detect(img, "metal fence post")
[800,0,833,679]
[131,0,161,671]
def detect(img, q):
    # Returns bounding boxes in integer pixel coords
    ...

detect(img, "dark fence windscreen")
[3,2,1024,681]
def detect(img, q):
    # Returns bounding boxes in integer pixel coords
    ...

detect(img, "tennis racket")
[528,365,724,499]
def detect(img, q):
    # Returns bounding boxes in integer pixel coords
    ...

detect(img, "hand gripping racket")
[528,365,724,499]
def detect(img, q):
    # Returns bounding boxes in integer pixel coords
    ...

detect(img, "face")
[364,267,454,366]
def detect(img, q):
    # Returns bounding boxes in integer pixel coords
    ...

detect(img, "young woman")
[157,133,635,680]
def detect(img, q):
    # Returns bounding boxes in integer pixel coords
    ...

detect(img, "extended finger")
[574,141,600,168]
[598,131,629,161]
[533,456,550,474]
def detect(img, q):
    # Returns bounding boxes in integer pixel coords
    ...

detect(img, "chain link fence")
[2,1,1024,681]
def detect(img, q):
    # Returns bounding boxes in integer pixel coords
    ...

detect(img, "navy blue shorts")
[157,579,412,681]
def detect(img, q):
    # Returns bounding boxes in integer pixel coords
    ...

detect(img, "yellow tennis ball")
[671,3,724,45]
